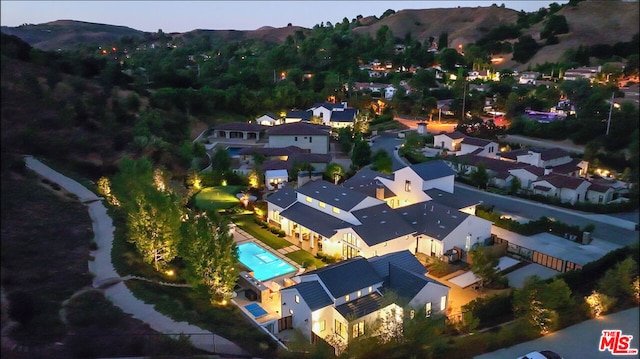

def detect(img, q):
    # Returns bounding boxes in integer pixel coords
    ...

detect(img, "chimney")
[544,166,553,176]
[376,183,385,200]
[297,171,310,187]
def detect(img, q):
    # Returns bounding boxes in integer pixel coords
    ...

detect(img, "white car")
[517,350,563,359]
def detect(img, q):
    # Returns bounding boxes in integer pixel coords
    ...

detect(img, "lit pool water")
[237,242,296,281]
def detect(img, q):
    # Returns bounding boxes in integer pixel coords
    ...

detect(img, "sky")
[1,1,567,33]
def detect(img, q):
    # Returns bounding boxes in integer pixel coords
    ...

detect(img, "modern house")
[433,131,498,158]
[279,250,449,354]
[266,160,492,259]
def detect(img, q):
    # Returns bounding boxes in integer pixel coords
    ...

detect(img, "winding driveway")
[24,156,248,357]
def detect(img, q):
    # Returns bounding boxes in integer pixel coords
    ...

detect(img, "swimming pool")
[225,146,247,157]
[237,242,296,281]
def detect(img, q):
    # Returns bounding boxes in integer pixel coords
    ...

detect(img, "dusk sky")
[1,1,567,33]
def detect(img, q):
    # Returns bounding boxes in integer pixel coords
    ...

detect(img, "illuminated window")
[319,201,326,208]
[333,207,340,214]
[352,321,365,338]
[357,290,361,297]
[289,309,294,315]
[306,196,312,203]
[320,320,326,331]
[273,210,280,222]
[295,295,300,303]
[335,320,347,338]
[405,180,411,192]
[368,286,372,293]
[426,302,432,318]
[440,296,447,311]
[410,310,415,319]
[345,295,350,302]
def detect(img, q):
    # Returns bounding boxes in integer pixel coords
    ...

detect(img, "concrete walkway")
[24,156,249,357]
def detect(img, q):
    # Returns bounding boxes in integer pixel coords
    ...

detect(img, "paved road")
[372,132,639,247]
[24,156,249,357]
[474,307,640,359]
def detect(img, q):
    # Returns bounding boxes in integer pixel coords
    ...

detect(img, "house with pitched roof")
[499,147,588,176]
[531,174,592,204]
[309,102,359,129]
[433,131,498,158]
[266,160,492,260]
[255,113,282,126]
[266,122,331,154]
[279,251,449,354]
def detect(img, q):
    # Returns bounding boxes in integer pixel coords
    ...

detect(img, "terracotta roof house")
[279,251,449,354]
[498,147,588,177]
[531,174,592,204]
[208,122,267,140]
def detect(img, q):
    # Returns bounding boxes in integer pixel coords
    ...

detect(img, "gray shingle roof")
[368,250,426,279]
[304,257,382,298]
[397,201,469,240]
[297,180,373,212]
[387,264,448,300]
[462,136,493,147]
[335,292,386,319]
[424,188,481,209]
[288,281,333,311]
[286,110,313,121]
[211,122,267,132]
[279,202,349,238]
[351,204,416,246]
[331,108,357,122]
[409,160,456,181]
[265,186,297,208]
[343,169,395,199]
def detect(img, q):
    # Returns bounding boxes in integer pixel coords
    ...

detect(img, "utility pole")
[461,81,467,122]
[606,92,614,135]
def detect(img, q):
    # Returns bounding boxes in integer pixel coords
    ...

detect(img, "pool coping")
[235,237,302,282]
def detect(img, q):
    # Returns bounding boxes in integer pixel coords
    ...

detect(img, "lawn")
[194,185,244,211]
[286,250,326,270]
[229,213,291,249]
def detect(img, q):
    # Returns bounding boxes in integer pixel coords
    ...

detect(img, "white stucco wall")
[268,135,329,154]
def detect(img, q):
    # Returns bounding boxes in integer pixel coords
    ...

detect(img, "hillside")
[0,20,145,51]
[1,2,638,70]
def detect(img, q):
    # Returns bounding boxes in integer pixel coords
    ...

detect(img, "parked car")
[517,350,563,359]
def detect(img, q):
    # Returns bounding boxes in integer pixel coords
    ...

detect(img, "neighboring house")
[255,113,282,126]
[499,147,588,176]
[279,251,449,354]
[309,102,359,128]
[208,123,267,140]
[518,71,540,85]
[531,174,592,204]
[467,69,492,81]
[433,131,466,152]
[563,66,601,82]
[585,182,615,204]
[285,110,313,123]
[433,131,499,158]
[508,165,547,189]
[265,168,289,190]
[449,153,527,179]
[266,122,331,154]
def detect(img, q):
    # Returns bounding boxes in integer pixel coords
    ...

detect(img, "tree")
[371,148,392,174]
[179,211,239,300]
[210,148,231,172]
[509,176,522,195]
[470,164,489,189]
[512,35,539,63]
[127,190,182,271]
[597,257,638,300]
[513,276,571,334]
[468,245,500,288]
[324,162,345,184]
[351,139,372,169]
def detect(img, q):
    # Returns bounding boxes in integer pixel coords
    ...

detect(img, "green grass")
[285,250,326,270]
[194,185,244,211]
[229,213,291,249]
